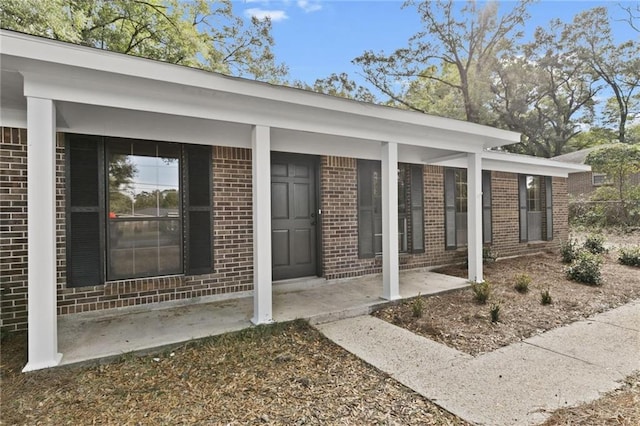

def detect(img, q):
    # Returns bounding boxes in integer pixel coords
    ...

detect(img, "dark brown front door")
[271,153,319,280]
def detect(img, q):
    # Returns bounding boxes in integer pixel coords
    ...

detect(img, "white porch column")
[381,142,400,300]
[467,152,483,283]
[23,97,62,372]
[251,125,273,324]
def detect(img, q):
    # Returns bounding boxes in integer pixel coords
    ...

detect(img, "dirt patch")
[1,321,466,425]
[542,372,640,426]
[373,250,639,356]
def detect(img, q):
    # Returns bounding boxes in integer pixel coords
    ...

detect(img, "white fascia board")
[1,30,520,149]
[0,107,27,128]
[435,151,591,177]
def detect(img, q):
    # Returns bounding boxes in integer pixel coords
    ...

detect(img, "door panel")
[271,153,319,280]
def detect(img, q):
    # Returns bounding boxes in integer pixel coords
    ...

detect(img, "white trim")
[467,153,483,283]
[23,97,62,372]
[381,142,400,300]
[251,125,273,325]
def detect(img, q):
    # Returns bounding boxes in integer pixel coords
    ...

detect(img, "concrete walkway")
[58,269,467,366]
[317,300,640,426]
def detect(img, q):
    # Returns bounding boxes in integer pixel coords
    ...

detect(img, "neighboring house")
[553,145,640,197]
[0,31,588,371]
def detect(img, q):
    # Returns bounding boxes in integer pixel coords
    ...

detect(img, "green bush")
[471,281,491,304]
[583,234,607,255]
[566,251,603,285]
[618,246,640,267]
[490,303,501,323]
[540,289,552,305]
[483,247,497,263]
[514,273,531,293]
[560,239,580,264]
[411,295,424,318]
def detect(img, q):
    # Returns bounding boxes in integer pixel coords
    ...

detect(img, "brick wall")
[1,128,254,332]
[1,128,28,331]
[567,171,595,196]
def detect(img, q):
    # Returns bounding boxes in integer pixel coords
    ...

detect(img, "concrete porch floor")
[58,269,468,367]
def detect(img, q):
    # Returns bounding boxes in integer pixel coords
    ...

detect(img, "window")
[357,160,424,258]
[66,135,212,287]
[444,168,492,249]
[519,174,553,242]
[592,173,609,186]
[107,140,182,280]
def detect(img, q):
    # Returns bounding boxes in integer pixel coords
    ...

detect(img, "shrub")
[514,273,531,293]
[540,289,552,305]
[483,247,497,263]
[471,281,491,304]
[411,295,424,318]
[560,239,580,264]
[490,303,501,323]
[618,246,640,267]
[583,234,607,255]
[566,251,603,285]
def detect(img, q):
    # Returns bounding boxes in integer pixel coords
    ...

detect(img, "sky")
[233,0,639,89]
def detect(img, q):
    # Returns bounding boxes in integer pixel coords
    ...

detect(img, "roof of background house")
[552,144,620,165]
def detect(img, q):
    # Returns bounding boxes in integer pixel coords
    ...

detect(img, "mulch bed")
[372,250,640,356]
[1,321,467,425]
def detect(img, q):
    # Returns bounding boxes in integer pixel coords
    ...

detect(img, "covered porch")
[57,269,469,367]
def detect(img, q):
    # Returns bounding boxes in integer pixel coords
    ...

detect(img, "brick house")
[553,145,640,197]
[0,31,588,371]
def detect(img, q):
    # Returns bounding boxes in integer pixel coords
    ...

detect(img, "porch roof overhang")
[427,150,591,177]
[1,30,520,159]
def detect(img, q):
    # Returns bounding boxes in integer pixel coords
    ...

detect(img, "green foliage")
[0,0,287,82]
[514,273,531,293]
[618,246,640,267]
[483,246,497,263]
[489,303,501,323]
[560,239,580,264]
[411,295,424,318]
[470,281,491,304]
[583,234,607,254]
[566,251,603,285]
[540,289,553,305]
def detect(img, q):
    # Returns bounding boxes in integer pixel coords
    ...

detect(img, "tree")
[0,0,287,82]
[567,7,640,144]
[292,73,376,103]
[353,0,533,124]
[490,21,598,157]
[586,144,640,224]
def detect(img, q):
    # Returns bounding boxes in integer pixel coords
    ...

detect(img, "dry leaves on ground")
[373,250,639,356]
[1,321,467,426]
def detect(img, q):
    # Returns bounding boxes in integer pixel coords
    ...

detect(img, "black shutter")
[66,135,104,287]
[545,176,553,241]
[482,170,492,244]
[357,160,375,258]
[410,165,424,253]
[185,145,213,274]
[444,168,457,249]
[519,174,528,242]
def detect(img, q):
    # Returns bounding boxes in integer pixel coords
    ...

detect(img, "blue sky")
[234,0,639,88]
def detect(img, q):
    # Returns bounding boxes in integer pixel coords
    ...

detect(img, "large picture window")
[357,160,424,258]
[107,140,182,280]
[66,135,212,287]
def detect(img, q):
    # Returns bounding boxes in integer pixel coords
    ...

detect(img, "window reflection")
[107,140,182,280]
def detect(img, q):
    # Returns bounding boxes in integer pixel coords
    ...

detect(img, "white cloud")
[297,0,322,13]
[244,8,289,22]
